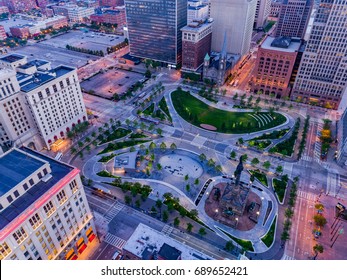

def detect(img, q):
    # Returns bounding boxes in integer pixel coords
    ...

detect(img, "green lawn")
[273,178,288,203]
[248,139,271,150]
[99,128,131,144]
[249,169,268,187]
[98,153,116,163]
[159,97,173,122]
[96,170,116,178]
[261,216,277,247]
[217,227,254,252]
[264,20,276,32]
[143,103,154,115]
[171,89,286,134]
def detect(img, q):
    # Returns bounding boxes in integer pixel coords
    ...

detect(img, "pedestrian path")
[161,224,174,235]
[282,254,296,260]
[104,202,124,223]
[104,233,127,250]
[297,190,316,201]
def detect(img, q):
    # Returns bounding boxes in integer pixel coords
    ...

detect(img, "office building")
[35,0,47,9]
[3,0,37,13]
[90,7,126,26]
[0,147,96,260]
[210,0,257,57]
[52,4,95,22]
[0,54,87,150]
[251,36,301,98]
[0,25,6,40]
[291,0,347,109]
[181,19,213,72]
[269,0,282,17]
[337,108,347,166]
[187,0,209,23]
[275,0,313,39]
[100,0,124,6]
[125,0,187,66]
[122,223,212,260]
[254,0,271,28]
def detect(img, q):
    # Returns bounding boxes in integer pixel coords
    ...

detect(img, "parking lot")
[81,67,144,98]
[10,30,125,68]
[41,30,125,53]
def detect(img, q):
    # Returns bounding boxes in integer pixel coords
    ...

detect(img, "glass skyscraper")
[125,0,187,66]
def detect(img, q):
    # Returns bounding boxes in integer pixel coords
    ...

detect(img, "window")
[29,179,34,186]
[0,242,11,260]
[14,190,19,198]
[7,195,13,203]
[56,190,67,205]
[43,201,55,217]
[69,180,78,193]
[29,213,42,230]
[12,227,28,245]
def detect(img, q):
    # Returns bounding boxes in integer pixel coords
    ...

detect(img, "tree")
[156,163,162,170]
[198,227,207,237]
[284,208,294,218]
[184,174,189,181]
[189,209,198,217]
[263,161,271,170]
[125,119,131,126]
[86,145,91,154]
[162,210,169,222]
[155,199,163,210]
[129,146,136,152]
[174,217,180,227]
[124,195,132,205]
[149,142,156,150]
[185,184,190,192]
[281,230,290,241]
[199,153,207,161]
[135,199,141,208]
[78,141,83,148]
[314,215,327,227]
[238,138,244,145]
[315,203,324,213]
[251,158,260,166]
[170,143,177,151]
[241,154,248,162]
[207,158,215,167]
[230,151,236,159]
[313,244,324,260]
[150,206,157,216]
[194,178,199,185]
[156,128,163,135]
[187,223,193,233]
[215,165,223,172]
[85,137,91,143]
[160,142,167,150]
[70,147,77,154]
[225,241,234,252]
[276,165,283,174]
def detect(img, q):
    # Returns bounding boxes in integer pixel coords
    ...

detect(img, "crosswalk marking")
[297,190,316,201]
[161,225,173,235]
[104,202,124,223]
[104,233,126,249]
[282,254,295,260]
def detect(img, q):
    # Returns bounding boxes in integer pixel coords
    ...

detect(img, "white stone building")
[0,147,96,260]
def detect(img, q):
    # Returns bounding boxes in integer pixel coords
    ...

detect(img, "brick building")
[3,0,37,13]
[100,0,124,6]
[90,8,126,26]
[251,36,301,98]
[0,25,6,40]
[181,19,212,72]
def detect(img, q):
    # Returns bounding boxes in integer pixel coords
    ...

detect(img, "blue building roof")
[0,148,74,231]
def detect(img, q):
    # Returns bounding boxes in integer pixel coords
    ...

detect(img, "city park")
[77,86,328,259]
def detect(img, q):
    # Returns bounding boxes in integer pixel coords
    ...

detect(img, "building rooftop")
[17,60,49,70]
[158,243,181,260]
[0,54,25,63]
[20,65,74,92]
[261,36,301,53]
[181,19,213,33]
[0,147,74,231]
[114,151,138,170]
[0,149,45,197]
[122,223,212,260]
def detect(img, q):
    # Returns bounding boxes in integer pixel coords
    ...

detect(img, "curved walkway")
[82,143,278,254]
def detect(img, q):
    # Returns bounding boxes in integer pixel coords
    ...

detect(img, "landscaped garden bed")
[273,175,289,203]
[98,128,131,144]
[249,169,268,187]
